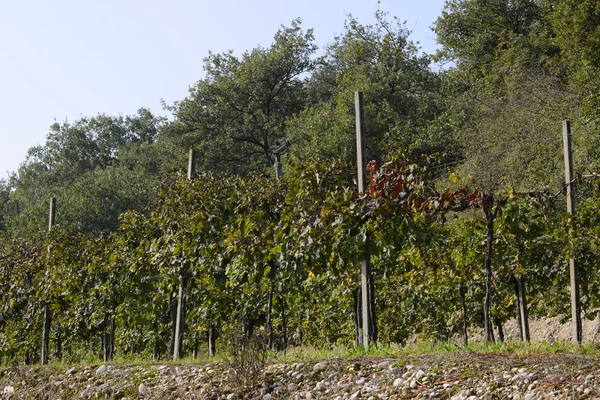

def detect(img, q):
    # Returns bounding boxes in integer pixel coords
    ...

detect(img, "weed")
[223,331,267,399]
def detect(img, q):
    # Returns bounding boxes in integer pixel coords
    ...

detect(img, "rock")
[315,381,326,391]
[410,380,418,388]
[305,391,312,399]
[138,383,149,396]
[95,365,107,375]
[313,362,328,372]
[3,386,15,397]
[524,394,535,400]
[80,389,91,399]
[350,390,361,399]
[226,394,235,400]
[288,382,298,392]
[584,388,593,396]
[263,394,272,400]
[393,378,405,387]
[377,361,391,369]
[67,367,77,375]
[415,369,426,380]
[468,396,480,400]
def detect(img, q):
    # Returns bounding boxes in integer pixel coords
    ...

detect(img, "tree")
[5,109,164,236]
[165,19,317,176]
[288,11,446,165]
[433,0,582,191]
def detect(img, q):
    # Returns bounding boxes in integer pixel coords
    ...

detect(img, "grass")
[270,340,600,363]
[3,340,600,370]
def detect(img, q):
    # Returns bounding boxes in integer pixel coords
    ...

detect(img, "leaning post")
[173,148,195,359]
[562,120,582,344]
[355,91,374,349]
[41,197,56,365]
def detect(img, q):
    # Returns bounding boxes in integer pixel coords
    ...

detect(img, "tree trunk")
[55,326,63,362]
[41,303,51,365]
[354,288,362,346]
[483,206,495,344]
[266,284,274,350]
[208,322,217,357]
[169,292,177,358]
[517,276,530,342]
[280,294,288,352]
[495,318,504,342]
[459,284,468,346]
[368,263,378,344]
[193,335,200,359]
[513,276,523,342]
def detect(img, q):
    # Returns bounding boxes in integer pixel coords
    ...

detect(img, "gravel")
[1,353,599,399]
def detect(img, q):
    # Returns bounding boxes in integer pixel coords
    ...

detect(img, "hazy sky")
[0,0,446,179]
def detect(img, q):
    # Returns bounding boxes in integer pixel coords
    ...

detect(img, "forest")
[2,0,600,364]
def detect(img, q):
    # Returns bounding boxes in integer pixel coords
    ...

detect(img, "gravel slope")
[1,353,599,399]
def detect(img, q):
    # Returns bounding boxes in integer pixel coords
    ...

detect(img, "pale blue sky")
[0,0,446,179]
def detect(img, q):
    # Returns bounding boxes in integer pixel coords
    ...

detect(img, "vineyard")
[2,137,600,366]
[3,1,600,368]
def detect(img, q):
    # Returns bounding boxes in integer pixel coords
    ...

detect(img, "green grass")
[4,340,600,370]
[270,340,600,363]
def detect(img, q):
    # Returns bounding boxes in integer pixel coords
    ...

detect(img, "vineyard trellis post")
[41,197,56,365]
[517,278,530,342]
[173,148,195,359]
[355,91,376,349]
[562,120,582,344]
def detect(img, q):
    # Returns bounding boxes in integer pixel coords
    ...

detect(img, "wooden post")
[48,198,56,231]
[187,148,196,180]
[174,149,195,359]
[517,277,530,342]
[355,91,375,349]
[274,153,283,181]
[41,197,56,365]
[562,120,582,344]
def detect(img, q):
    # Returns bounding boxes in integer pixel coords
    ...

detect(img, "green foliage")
[6,3,600,365]
[4,109,164,237]
[164,19,317,176]
[288,10,446,165]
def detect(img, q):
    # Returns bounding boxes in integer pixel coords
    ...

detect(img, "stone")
[263,394,272,400]
[288,383,298,392]
[524,394,535,400]
[350,390,361,399]
[312,362,328,372]
[377,361,391,369]
[415,370,425,380]
[305,391,312,399]
[95,365,107,375]
[315,381,326,391]
[3,386,15,398]
[410,380,418,389]
[80,389,91,399]
[138,383,149,396]
[393,378,405,387]
[67,368,77,375]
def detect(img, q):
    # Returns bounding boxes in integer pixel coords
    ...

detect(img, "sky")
[0,0,447,180]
